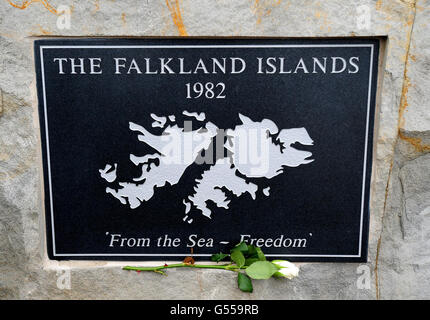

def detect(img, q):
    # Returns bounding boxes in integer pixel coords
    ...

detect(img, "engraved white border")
[39,43,375,258]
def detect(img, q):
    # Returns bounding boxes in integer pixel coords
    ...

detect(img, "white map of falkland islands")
[99,111,314,223]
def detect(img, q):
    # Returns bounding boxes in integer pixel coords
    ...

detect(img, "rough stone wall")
[0,0,428,299]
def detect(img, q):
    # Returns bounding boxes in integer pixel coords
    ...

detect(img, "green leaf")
[237,273,253,293]
[245,261,279,280]
[233,242,249,253]
[255,247,266,261]
[231,249,245,267]
[245,258,259,266]
[246,245,257,257]
[211,253,229,263]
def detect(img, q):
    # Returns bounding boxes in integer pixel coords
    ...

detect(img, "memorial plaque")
[35,39,379,262]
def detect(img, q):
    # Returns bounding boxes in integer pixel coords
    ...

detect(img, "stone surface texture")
[0,0,429,299]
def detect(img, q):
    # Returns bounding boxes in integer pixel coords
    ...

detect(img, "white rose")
[272,260,299,279]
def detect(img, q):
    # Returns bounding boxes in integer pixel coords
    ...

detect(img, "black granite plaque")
[35,38,379,262]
